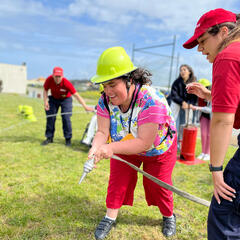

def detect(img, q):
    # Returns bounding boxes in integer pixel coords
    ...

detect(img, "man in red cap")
[183,8,240,240]
[42,66,94,146]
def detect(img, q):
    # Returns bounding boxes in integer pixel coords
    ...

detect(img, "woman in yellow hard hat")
[88,46,177,239]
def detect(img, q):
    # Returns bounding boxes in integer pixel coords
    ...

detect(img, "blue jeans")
[45,96,73,140]
[176,108,185,144]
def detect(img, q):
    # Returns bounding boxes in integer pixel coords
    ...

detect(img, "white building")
[27,77,45,99]
[0,63,27,94]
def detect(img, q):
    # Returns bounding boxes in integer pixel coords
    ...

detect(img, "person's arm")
[200,105,211,114]
[88,115,110,160]
[43,89,49,110]
[186,82,211,101]
[191,105,211,114]
[93,122,159,163]
[181,101,188,109]
[171,81,184,105]
[210,112,236,204]
[72,92,94,112]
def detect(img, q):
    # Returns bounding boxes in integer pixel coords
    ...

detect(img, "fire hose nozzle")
[78,157,95,184]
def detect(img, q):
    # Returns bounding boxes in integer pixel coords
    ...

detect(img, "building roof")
[27,77,45,86]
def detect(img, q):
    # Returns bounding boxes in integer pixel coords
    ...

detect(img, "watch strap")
[209,164,223,172]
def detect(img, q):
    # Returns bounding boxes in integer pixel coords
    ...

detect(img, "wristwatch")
[209,164,223,172]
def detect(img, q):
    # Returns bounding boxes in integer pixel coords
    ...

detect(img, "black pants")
[45,96,72,140]
[208,134,240,240]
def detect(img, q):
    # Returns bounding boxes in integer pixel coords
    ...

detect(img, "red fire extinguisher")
[180,104,198,161]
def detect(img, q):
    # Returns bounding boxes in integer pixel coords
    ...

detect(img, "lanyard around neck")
[127,84,141,133]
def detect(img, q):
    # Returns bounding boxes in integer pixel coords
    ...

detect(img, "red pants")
[106,138,177,217]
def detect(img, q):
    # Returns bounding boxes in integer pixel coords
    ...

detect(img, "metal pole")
[134,43,173,50]
[168,35,176,90]
[131,43,135,62]
[175,52,180,78]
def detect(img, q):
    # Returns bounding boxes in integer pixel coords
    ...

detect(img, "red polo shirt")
[44,76,76,99]
[212,42,240,129]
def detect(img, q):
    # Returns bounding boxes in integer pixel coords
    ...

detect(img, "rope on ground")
[0,120,30,134]
[112,154,210,208]
[44,111,87,118]
[0,110,92,134]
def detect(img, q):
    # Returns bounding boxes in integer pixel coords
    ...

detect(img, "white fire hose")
[79,155,210,207]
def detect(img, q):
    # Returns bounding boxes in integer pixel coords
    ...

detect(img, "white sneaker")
[203,154,210,161]
[197,153,205,159]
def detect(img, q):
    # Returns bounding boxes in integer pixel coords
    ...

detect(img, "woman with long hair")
[170,64,197,149]
[184,8,240,239]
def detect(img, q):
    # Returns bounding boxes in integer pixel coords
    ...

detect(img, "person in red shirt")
[184,8,240,239]
[42,67,94,146]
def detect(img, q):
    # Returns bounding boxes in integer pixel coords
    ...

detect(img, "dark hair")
[208,22,237,35]
[207,13,240,51]
[120,68,152,86]
[179,64,196,84]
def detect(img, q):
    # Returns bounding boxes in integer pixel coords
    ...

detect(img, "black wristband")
[209,164,223,172]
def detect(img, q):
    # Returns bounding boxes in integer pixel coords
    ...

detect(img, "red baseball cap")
[52,67,63,76]
[183,8,236,49]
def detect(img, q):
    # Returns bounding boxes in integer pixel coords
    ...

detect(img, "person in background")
[81,84,104,147]
[0,79,3,92]
[42,66,94,146]
[89,46,177,239]
[164,90,172,106]
[170,64,198,149]
[191,78,212,161]
[184,8,240,239]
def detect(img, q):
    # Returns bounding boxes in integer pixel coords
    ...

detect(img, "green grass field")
[0,93,237,240]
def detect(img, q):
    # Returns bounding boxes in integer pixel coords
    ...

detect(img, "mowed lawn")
[0,93,238,240]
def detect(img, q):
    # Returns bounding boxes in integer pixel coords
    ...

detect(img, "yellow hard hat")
[198,78,210,87]
[91,46,137,84]
[22,105,33,116]
[18,105,23,114]
[25,114,37,122]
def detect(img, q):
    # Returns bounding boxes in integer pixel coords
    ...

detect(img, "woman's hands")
[44,100,49,111]
[94,144,113,163]
[181,101,188,109]
[88,144,113,165]
[186,82,211,100]
[85,105,95,112]
[212,171,236,204]
[182,101,198,110]
[190,105,199,111]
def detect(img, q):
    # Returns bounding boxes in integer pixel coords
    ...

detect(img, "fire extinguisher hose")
[112,154,210,207]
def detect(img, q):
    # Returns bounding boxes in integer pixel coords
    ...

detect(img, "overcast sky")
[0,0,238,86]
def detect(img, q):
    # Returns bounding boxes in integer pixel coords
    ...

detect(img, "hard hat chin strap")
[126,80,131,93]
[125,74,132,94]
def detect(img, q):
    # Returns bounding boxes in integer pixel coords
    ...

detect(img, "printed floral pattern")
[97,84,176,156]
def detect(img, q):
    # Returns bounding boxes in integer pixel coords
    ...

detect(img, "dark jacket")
[170,77,197,106]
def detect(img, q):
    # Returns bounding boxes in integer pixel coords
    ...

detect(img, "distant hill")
[70,79,98,91]
[70,79,90,84]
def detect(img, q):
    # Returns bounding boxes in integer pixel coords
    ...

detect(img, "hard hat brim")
[91,66,138,84]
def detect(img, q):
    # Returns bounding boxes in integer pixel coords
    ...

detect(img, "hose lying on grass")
[1,109,210,207]
[112,154,210,207]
